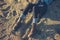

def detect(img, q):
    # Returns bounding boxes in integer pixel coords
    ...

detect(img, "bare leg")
[11,3,33,35]
[28,18,38,37]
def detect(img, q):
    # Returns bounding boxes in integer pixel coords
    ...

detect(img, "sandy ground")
[0,0,60,40]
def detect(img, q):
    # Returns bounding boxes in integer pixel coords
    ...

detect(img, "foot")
[28,23,37,37]
[28,23,41,37]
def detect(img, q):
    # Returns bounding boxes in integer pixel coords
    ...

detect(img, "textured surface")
[0,0,60,40]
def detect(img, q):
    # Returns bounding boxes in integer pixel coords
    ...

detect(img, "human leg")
[11,3,34,35]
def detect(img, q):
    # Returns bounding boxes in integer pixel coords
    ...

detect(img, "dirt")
[0,0,60,40]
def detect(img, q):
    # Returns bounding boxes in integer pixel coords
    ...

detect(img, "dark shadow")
[2,6,10,17]
[0,35,7,39]
[13,0,60,40]
[26,0,60,39]
[13,11,17,16]
[19,17,32,37]
[0,0,4,2]
[0,3,7,7]
[43,0,60,21]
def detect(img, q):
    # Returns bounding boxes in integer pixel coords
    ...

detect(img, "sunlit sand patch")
[37,18,60,25]
[37,18,46,25]
[0,11,4,17]
[22,0,28,7]
[10,34,20,40]
[54,33,60,40]
[28,0,38,4]
[46,36,54,40]
[44,18,60,25]
[25,13,33,24]
[20,0,28,9]
[4,0,14,4]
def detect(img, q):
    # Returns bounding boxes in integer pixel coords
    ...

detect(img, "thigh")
[33,6,39,18]
[39,6,47,18]
[34,4,47,18]
[23,3,33,15]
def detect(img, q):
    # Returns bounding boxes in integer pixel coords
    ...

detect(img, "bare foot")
[28,23,36,37]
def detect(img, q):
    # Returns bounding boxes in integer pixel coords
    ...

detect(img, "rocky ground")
[0,0,60,40]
